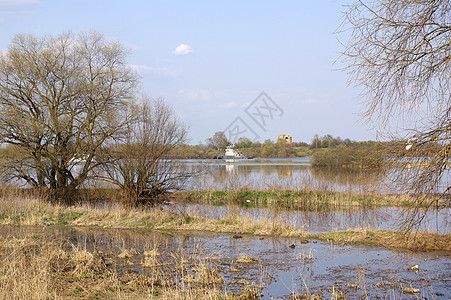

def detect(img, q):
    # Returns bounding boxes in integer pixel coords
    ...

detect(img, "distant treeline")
[167,133,444,170]
[168,140,312,158]
[0,134,441,164]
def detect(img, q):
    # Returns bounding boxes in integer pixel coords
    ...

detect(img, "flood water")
[178,158,450,195]
[168,159,449,298]
[172,159,450,234]
[5,159,450,298]
[171,202,450,234]
[2,226,449,299]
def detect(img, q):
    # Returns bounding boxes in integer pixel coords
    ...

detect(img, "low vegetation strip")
[0,197,449,252]
[176,190,448,207]
[311,229,451,252]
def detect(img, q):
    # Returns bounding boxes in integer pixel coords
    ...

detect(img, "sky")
[0,0,377,145]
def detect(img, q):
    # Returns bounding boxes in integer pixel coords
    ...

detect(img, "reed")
[176,189,428,208]
[0,229,265,299]
[0,222,446,299]
[309,228,451,251]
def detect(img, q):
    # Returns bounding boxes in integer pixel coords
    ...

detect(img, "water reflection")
[183,161,384,192]
[181,160,449,196]
[310,167,382,189]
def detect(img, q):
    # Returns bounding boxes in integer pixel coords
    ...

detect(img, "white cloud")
[172,44,192,56]
[303,98,316,104]
[0,0,41,8]
[218,101,238,109]
[178,88,211,101]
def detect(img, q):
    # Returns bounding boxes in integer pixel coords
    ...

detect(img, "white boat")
[216,146,252,159]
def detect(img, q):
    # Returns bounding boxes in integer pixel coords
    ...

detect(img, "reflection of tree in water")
[261,165,274,176]
[190,163,386,191]
[196,164,311,190]
[203,204,392,232]
[276,165,293,178]
[292,206,391,232]
[197,165,254,190]
[310,167,384,191]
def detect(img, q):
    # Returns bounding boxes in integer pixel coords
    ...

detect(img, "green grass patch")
[174,189,425,208]
[73,287,84,295]
[307,230,451,251]
[43,216,55,222]
[57,211,84,224]
[210,190,227,198]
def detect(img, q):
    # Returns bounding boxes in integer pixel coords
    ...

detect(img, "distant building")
[277,135,292,143]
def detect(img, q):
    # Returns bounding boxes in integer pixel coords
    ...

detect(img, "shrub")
[311,142,385,169]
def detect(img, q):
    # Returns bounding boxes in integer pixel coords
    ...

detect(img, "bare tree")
[207,131,229,150]
[0,31,138,203]
[341,0,450,230]
[98,97,189,206]
[199,142,212,156]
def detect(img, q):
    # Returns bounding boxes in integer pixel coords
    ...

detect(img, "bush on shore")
[311,142,385,169]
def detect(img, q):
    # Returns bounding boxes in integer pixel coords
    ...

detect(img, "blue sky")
[0,0,377,144]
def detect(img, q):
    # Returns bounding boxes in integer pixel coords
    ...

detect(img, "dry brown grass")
[155,211,303,238]
[0,193,174,228]
[0,194,304,239]
[0,188,448,252]
[0,237,51,300]
[0,235,113,300]
[0,230,265,299]
[311,228,451,251]
[236,255,259,264]
[182,262,225,286]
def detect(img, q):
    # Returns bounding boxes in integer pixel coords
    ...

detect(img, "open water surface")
[176,158,450,195]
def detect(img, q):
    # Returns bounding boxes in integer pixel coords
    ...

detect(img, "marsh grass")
[0,193,448,251]
[0,184,448,252]
[0,234,114,300]
[311,228,451,251]
[177,189,433,208]
[0,229,268,300]
[0,237,51,300]
[236,255,259,264]
[0,224,446,299]
[0,192,305,239]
